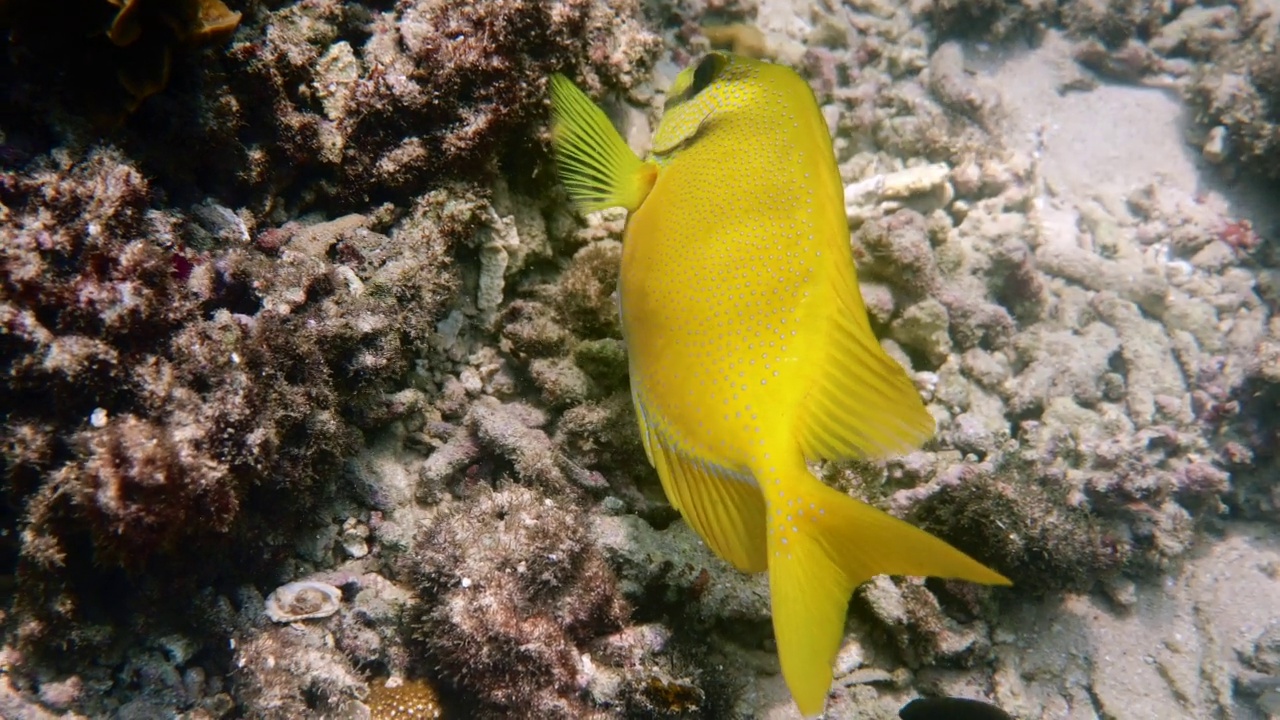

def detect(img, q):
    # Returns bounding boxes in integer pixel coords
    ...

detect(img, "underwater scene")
[1,0,1278,718]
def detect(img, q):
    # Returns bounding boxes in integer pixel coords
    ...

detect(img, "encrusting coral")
[365,677,444,720]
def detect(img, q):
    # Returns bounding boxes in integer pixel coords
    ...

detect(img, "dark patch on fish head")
[690,52,729,95]
[664,51,730,111]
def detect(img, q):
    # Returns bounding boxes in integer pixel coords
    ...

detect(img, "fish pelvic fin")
[635,395,768,573]
[759,447,1010,717]
[548,74,657,213]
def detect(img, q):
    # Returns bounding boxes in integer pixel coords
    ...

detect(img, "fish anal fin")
[631,390,657,468]
[796,278,935,461]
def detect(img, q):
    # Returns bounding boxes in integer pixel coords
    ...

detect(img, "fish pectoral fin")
[796,281,936,461]
[762,452,1010,717]
[547,74,657,213]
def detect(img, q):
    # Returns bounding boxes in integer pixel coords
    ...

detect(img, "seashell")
[264,580,342,623]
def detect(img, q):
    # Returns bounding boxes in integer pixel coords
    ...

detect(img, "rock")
[891,298,953,368]
[1202,126,1228,164]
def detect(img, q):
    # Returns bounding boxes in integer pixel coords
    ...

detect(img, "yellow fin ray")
[684,457,768,572]
[762,452,1010,717]
[548,74,656,213]
[796,307,935,461]
[652,439,767,573]
[631,391,657,467]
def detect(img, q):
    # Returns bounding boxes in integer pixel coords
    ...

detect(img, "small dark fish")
[900,696,1014,720]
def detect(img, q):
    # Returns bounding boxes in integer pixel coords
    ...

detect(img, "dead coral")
[857,576,993,669]
[231,622,365,720]
[918,0,1053,41]
[1061,0,1165,49]
[500,299,570,359]
[1188,38,1280,180]
[0,148,458,677]
[553,240,624,340]
[406,485,628,718]
[419,400,573,496]
[909,462,1130,594]
[489,234,651,498]
[553,393,651,498]
[69,414,241,556]
[853,210,942,301]
[203,0,657,210]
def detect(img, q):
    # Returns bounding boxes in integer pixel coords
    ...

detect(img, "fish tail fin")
[761,450,1010,717]
[548,74,656,213]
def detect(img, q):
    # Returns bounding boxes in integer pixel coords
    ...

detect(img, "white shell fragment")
[264,581,342,623]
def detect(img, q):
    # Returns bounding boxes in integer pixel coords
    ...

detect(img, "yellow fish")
[548,53,1010,717]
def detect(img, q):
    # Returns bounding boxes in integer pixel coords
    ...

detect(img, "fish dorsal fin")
[548,74,657,213]
[795,254,936,460]
[633,394,767,573]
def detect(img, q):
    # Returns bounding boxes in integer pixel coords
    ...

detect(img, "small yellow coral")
[366,677,444,720]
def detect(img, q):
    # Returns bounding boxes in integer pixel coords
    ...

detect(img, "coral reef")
[0,147,458,689]
[2,0,661,212]
[1,0,1277,716]
[152,0,656,212]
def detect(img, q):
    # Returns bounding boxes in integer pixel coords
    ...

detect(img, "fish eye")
[689,52,729,96]
[663,52,730,111]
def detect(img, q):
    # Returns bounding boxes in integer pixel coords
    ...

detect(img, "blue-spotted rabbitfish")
[548,52,1010,716]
